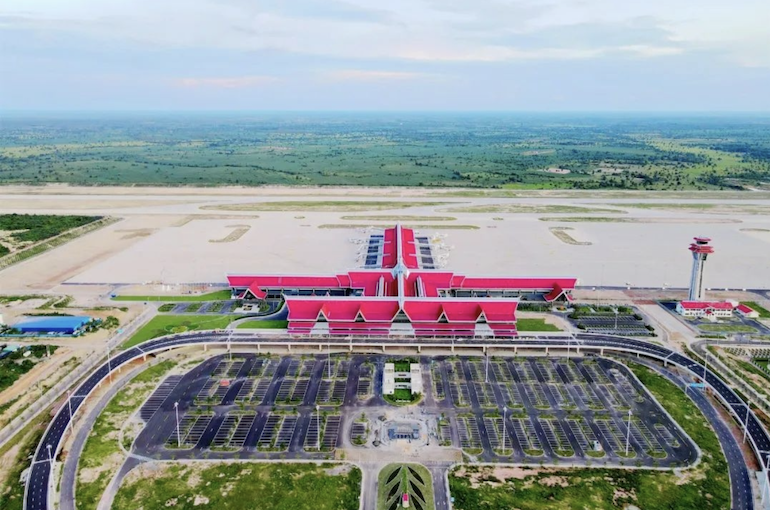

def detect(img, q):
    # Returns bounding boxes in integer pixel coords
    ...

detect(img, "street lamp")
[625,409,633,456]
[762,453,770,508]
[174,402,181,448]
[743,403,751,444]
[485,352,489,383]
[502,406,508,456]
[106,344,113,382]
[66,390,74,434]
[46,444,54,486]
[316,405,321,451]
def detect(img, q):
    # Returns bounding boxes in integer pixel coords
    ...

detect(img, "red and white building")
[227,225,577,337]
[676,300,761,319]
[735,304,760,319]
[676,301,734,318]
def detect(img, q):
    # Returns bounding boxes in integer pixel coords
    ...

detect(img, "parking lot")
[432,356,696,465]
[133,353,696,467]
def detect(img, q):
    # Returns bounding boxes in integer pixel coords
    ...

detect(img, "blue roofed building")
[14,316,92,335]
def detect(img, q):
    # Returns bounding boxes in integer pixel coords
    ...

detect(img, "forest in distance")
[1,112,770,190]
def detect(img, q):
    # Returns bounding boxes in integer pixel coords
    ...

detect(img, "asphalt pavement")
[23,331,770,510]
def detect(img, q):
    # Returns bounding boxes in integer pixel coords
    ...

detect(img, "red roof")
[456,277,577,291]
[679,301,733,310]
[400,227,419,269]
[381,227,397,268]
[228,224,577,336]
[736,304,755,314]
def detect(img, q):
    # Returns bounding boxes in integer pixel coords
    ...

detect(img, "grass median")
[112,290,232,302]
[121,315,239,349]
[449,361,729,510]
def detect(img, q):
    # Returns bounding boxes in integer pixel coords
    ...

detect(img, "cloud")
[320,69,438,82]
[173,76,280,88]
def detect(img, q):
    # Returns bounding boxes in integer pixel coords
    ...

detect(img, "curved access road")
[24,332,767,510]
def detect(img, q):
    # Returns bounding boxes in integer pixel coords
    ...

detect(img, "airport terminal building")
[227,225,576,337]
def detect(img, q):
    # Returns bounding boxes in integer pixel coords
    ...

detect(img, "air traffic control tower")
[688,237,714,301]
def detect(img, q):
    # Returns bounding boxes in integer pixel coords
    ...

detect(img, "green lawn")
[77,361,177,510]
[121,315,239,349]
[235,320,288,329]
[113,462,361,510]
[449,362,729,510]
[516,318,562,332]
[744,302,770,319]
[112,290,232,302]
[699,323,757,334]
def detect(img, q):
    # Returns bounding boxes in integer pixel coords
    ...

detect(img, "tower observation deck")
[688,237,714,301]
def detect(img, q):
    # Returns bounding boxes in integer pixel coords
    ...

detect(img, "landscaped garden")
[378,463,433,510]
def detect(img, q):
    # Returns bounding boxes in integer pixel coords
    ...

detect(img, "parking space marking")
[140,375,182,422]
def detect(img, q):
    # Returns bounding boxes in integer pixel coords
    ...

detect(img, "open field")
[2,114,769,190]
[0,187,769,291]
[340,215,457,221]
[444,204,624,214]
[608,203,770,215]
[201,201,447,212]
[0,345,58,393]
[449,362,729,510]
[112,462,361,510]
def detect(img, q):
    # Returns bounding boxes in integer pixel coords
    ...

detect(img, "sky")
[1,0,770,111]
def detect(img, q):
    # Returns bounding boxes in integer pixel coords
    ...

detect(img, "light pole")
[743,403,750,444]
[502,406,507,455]
[760,454,770,508]
[174,402,181,448]
[316,404,321,451]
[106,344,113,382]
[66,390,74,434]
[328,343,332,379]
[485,352,489,383]
[625,409,633,456]
[46,444,54,491]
